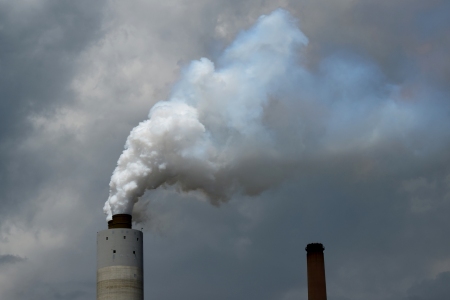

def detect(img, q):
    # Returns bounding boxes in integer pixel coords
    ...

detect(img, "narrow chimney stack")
[306,243,327,300]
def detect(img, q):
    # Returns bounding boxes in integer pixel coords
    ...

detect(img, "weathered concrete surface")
[97,229,143,269]
[97,227,143,300]
[97,266,143,300]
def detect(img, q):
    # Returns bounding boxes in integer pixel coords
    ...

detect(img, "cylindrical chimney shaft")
[306,243,327,300]
[97,214,143,300]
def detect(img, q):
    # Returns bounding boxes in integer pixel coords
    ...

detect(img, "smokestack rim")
[108,214,132,229]
[305,243,325,253]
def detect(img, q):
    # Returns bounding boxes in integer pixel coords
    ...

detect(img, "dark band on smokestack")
[108,214,132,229]
[306,243,327,300]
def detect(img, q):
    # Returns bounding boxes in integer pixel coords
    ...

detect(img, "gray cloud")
[0,0,106,219]
[0,254,26,266]
[405,272,450,300]
[0,0,449,300]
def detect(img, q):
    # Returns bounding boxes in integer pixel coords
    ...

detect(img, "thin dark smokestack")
[306,243,327,300]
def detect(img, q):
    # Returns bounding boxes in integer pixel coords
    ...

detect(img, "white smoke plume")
[104,9,448,220]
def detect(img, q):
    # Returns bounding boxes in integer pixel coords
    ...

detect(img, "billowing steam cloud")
[104,9,448,220]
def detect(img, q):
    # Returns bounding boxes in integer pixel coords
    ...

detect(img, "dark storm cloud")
[6,279,91,300]
[0,1,106,296]
[0,0,105,218]
[134,2,450,300]
[405,272,450,300]
[288,0,450,88]
[0,254,26,266]
[1,0,450,300]
[138,158,450,300]
[0,0,105,137]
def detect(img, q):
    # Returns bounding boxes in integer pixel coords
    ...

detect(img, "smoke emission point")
[306,243,325,253]
[107,214,132,229]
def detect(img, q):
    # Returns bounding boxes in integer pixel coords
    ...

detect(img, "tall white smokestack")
[97,214,143,300]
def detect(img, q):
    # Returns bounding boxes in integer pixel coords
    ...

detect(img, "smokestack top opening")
[306,243,325,253]
[108,214,132,229]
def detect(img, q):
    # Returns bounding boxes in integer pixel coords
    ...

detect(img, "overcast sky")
[1,1,450,299]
